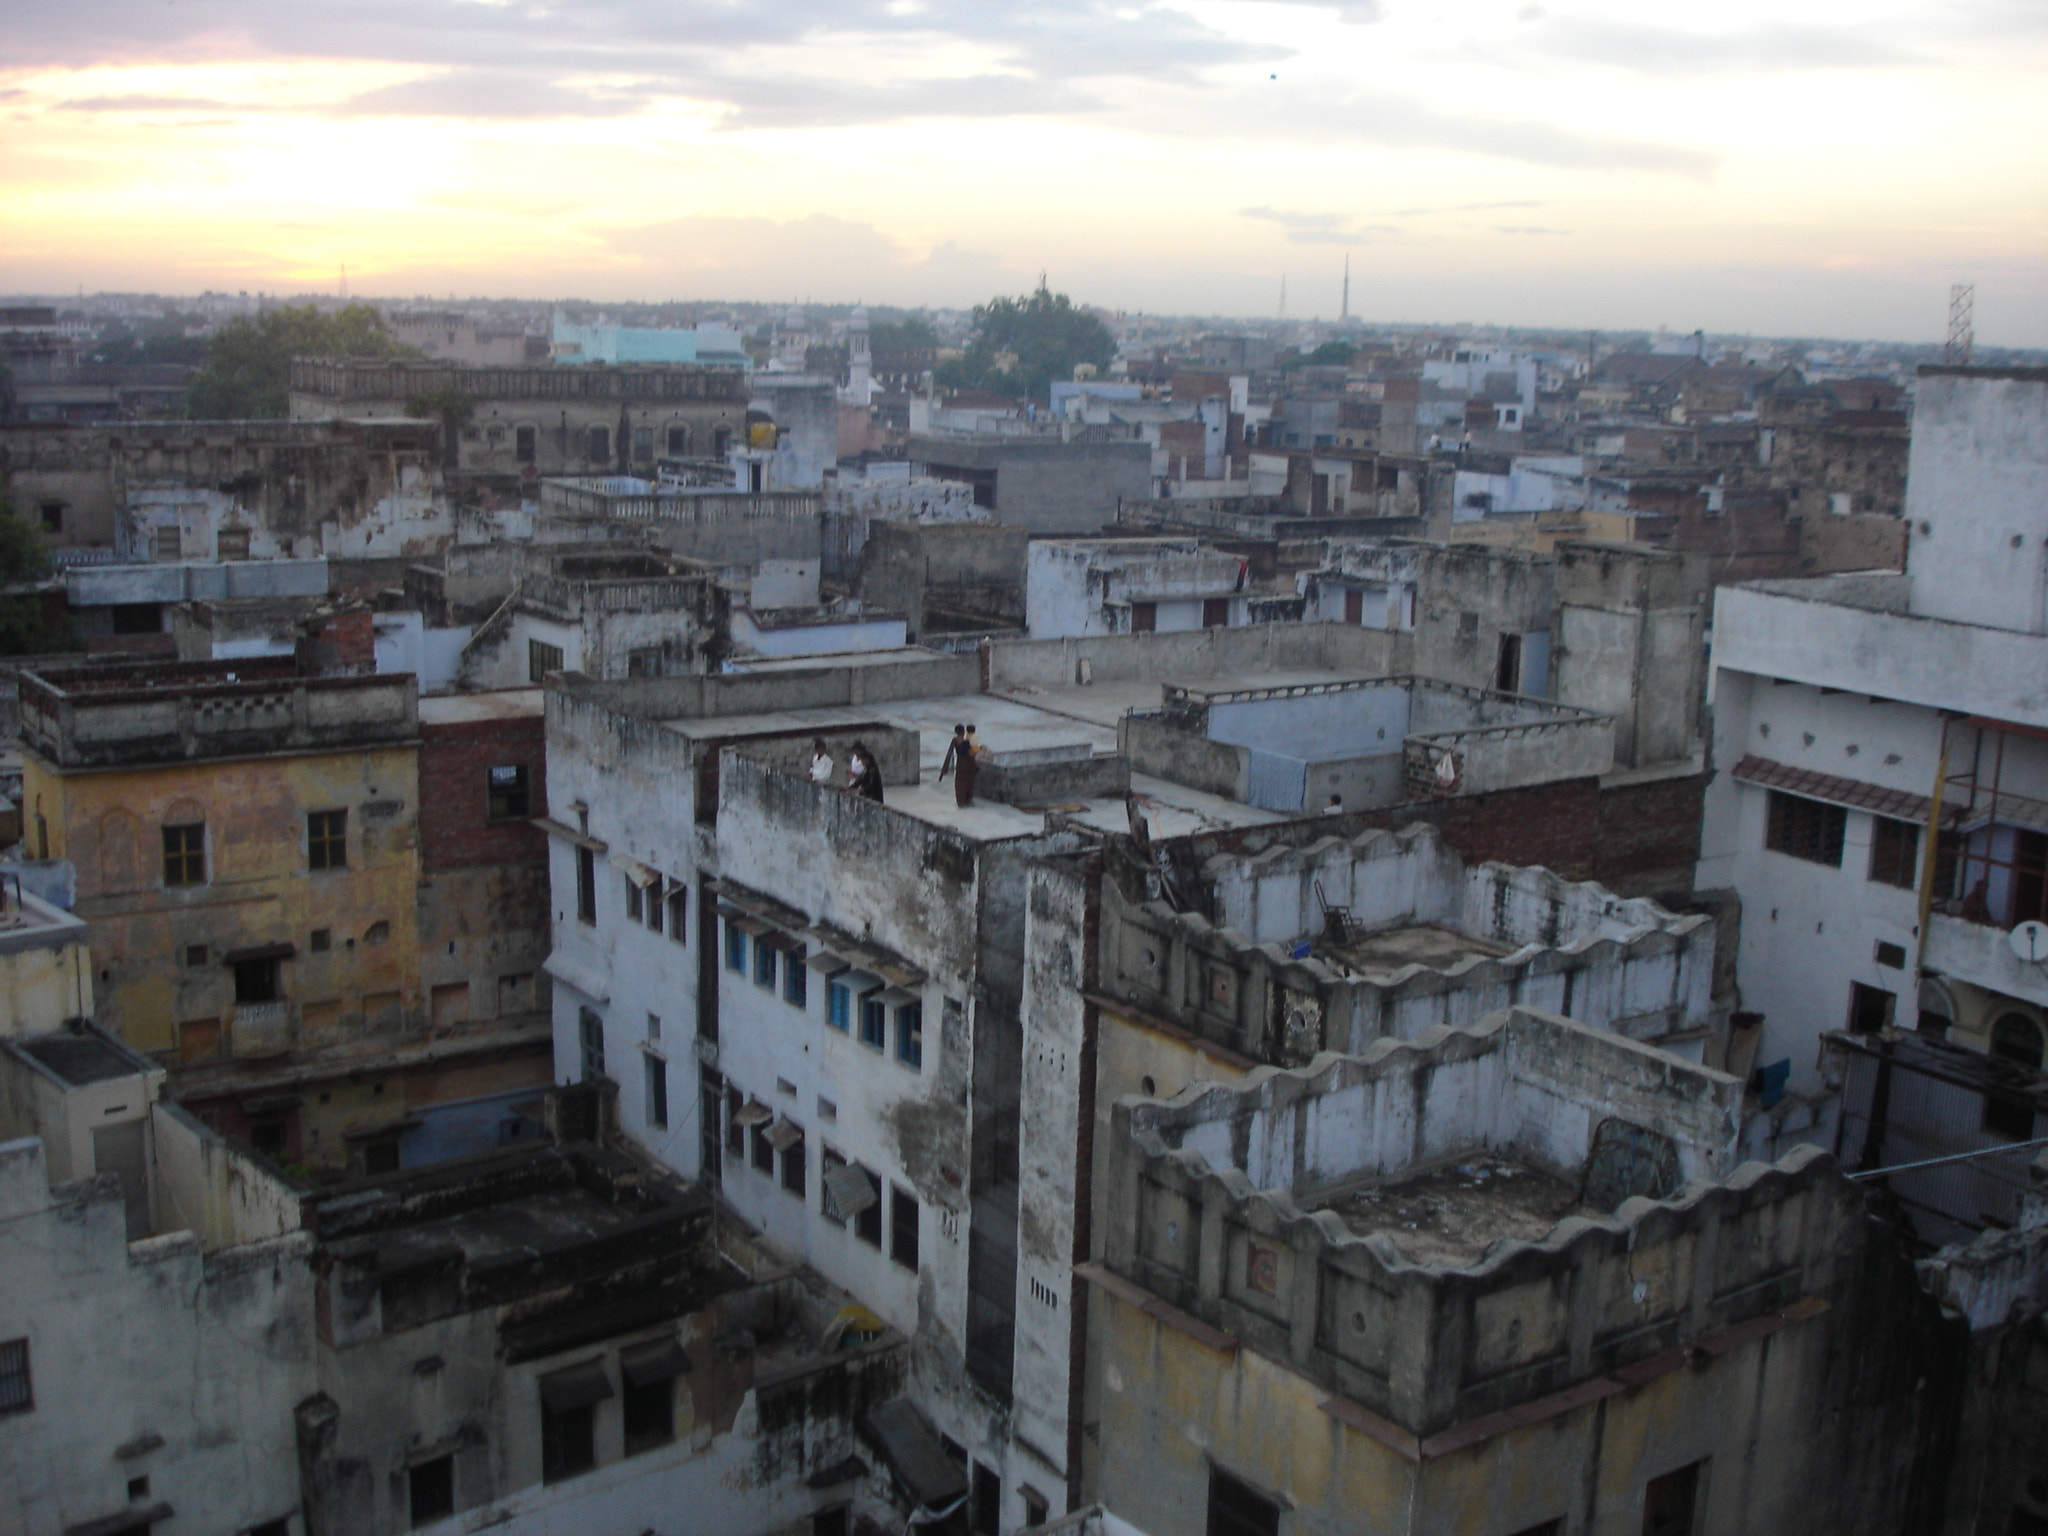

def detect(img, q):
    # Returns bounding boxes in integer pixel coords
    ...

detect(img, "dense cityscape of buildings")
[0,292,2044,1536]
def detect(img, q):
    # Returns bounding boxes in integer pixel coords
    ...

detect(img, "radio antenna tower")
[1341,255,1350,322]
[1945,282,1974,365]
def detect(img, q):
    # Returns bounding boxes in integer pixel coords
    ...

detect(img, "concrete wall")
[1103,823,1717,1065]
[912,436,1153,535]
[1903,369,2048,634]
[988,621,1410,693]
[1550,541,1706,769]
[0,1136,315,1536]
[1412,543,1554,693]
[0,889,93,1033]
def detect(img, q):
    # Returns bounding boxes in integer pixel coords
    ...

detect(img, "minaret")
[845,305,873,406]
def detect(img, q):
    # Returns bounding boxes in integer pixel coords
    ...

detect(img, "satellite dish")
[2009,920,2048,964]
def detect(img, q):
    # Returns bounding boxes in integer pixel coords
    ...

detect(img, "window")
[667,885,688,942]
[163,822,206,887]
[644,1051,668,1128]
[854,1164,883,1247]
[754,936,778,990]
[1495,632,1523,692]
[576,847,597,925]
[1642,1459,1706,1536]
[515,425,537,462]
[579,1007,606,1082]
[632,426,653,462]
[1022,1488,1049,1529]
[860,995,887,1050]
[890,1185,919,1270]
[643,875,664,934]
[1207,1467,1281,1536]
[217,527,251,560]
[1130,600,1156,633]
[1203,597,1231,628]
[1869,816,1919,888]
[409,1456,454,1526]
[233,956,280,1005]
[827,978,853,1031]
[587,425,610,462]
[0,1338,30,1414]
[973,1464,1002,1536]
[1847,982,1894,1036]
[529,639,565,682]
[820,1146,849,1224]
[626,876,644,924]
[1987,1013,2045,1140]
[784,952,808,1008]
[896,1001,924,1068]
[183,943,209,967]
[1765,791,1846,867]
[487,764,531,821]
[666,425,689,455]
[726,1086,745,1157]
[780,1125,807,1196]
[752,1117,775,1174]
[307,809,347,871]
[38,502,62,533]
[647,1012,661,1040]
[154,525,183,561]
[539,1363,610,1483]
[363,1137,401,1176]
[621,1342,684,1455]
[727,921,748,972]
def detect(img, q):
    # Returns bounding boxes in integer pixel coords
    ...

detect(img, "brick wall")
[419,713,548,872]
[1175,769,1707,904]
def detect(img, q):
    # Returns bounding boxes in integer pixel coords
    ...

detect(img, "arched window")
[1990,1012,2045,1070]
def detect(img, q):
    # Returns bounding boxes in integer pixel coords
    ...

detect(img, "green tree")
[183,302,414,419]
[868,314,940,358]
[0,500,76,655]
[935,285,1115,402]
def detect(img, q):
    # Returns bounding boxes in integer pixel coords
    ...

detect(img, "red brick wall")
[1177,770,1707,902]
[418,713,548,872]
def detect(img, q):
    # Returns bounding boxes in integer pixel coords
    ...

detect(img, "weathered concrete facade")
[1085,1010,1963,1536]
[288,358,749,479]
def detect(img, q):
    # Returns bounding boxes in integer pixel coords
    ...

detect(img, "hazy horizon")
[6,0,2043,347]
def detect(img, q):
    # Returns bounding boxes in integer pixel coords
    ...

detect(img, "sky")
[3,0,2045,344]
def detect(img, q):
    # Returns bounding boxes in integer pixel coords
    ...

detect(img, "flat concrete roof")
[678,688,1283,841]
[1314,1154,1586,1268]
[1327,923,1514,980]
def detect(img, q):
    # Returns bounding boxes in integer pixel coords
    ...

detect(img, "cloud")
[1379,199,1544,216]
[1239,205,1399,245]
[333,69,654,120]
[1198,89,1712,177]
[1501,16,1925,76]
[701,72,1106,131]
[57,93,266,113]
[1492,225,1569,235]
[1257,0,1385,23]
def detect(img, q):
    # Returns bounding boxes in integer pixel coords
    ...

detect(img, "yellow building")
[16,657,445,1165]
[1081,1008,1960,1536]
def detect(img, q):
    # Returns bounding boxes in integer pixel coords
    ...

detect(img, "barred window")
[0,1338,30,1415]
[162,822,206,887]
[1765,791,1845,867]
[1868,816,1919,889]
[308,809,348,871]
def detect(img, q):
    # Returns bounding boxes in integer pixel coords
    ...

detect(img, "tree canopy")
[934,286,1115,402]
[0,501,75,655]
[183,302,413,419]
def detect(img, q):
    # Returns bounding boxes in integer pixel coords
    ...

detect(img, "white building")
[1695,367,2048,1212]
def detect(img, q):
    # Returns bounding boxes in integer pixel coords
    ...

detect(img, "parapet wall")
[1102,824,1715,1063]
[987,620,1410,693]
[1103,1010,1812,1437]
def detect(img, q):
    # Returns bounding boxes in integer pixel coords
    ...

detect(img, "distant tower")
[1341,255,1350,323]
[845,305,874,406]
[1945,282,1975,365]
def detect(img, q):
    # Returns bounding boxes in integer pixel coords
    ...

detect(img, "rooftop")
[1313,1152,1584,1267]
[16,1027,150,1087]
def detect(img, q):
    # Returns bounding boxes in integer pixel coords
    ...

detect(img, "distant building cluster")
[0,299,2044,1536]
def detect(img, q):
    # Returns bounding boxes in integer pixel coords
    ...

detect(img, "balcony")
[232,1000,292,1058]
